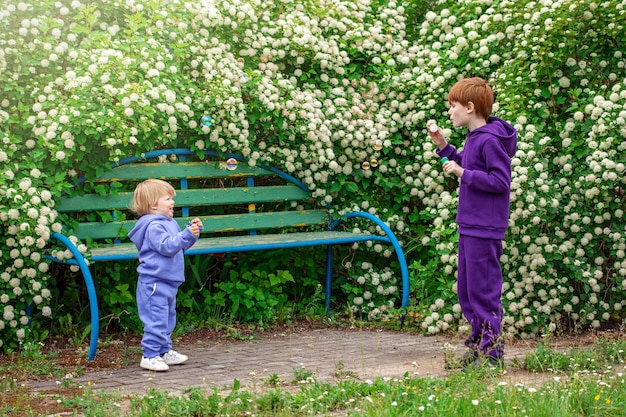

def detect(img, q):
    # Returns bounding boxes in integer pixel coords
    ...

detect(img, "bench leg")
[325,244,333,314]
[81,266,99,361]
[328,212,410,324]
[50,233,100,361]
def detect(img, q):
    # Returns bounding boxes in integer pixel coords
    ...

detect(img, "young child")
[128,179,203,371]
[428,77,517,370]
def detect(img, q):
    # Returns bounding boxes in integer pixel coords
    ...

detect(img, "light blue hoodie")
[128,214,198,285]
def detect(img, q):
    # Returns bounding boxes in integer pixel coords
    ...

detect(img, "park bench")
[46,148,409,360]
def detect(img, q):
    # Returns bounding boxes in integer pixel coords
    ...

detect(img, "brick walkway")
[26,328,536,397]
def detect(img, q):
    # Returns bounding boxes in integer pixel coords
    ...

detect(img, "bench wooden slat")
[88,231,389,261]
[68,210,330,240]
[55,185,312,212]
[95,162,278,182]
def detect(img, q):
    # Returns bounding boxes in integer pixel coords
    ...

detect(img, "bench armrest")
[329,211,409,309]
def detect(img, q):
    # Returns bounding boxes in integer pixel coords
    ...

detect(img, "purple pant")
[457,234,504,358]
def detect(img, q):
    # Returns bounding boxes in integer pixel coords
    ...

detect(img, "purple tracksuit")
[128,215,198,358]
[437,117,517,358]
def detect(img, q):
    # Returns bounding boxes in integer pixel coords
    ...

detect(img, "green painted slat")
[69,210,329,240]
[175,186,311,205]
[55,193,134,212]
[198,210,328,232]
[89,231,384,260]
[55,185,312,212]
[96,162,277,182]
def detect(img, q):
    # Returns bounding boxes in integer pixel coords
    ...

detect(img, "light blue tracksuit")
[128,215,198,358]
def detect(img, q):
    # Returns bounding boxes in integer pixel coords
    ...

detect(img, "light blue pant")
[136,278,179,358]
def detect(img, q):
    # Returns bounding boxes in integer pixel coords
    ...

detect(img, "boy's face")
[448,101,473,128]
[151,194,175,218]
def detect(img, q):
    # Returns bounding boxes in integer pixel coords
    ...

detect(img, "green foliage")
[291,364,315,384]
[216,267,295,325]
[524,337,626,373]
[0,0,625,351]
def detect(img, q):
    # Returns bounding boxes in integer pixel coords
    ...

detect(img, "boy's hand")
[442,160,464,178]
[427,121,448,150]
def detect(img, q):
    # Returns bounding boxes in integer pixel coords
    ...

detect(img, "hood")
[472,116,517,157]
[128,214,165,247]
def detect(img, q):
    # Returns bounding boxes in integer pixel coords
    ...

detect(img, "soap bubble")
[226,158,238,170]
[373,139,383,151]
[370,159,378,168]
[362,161,370,170]
[200,115,213,127]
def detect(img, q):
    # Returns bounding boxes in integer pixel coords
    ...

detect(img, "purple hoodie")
[128,214,198,285]
[437,116,517,239]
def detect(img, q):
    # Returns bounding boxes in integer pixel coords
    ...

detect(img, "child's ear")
[466,101,475,113]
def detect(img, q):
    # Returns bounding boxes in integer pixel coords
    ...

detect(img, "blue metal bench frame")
[46,148,410,360]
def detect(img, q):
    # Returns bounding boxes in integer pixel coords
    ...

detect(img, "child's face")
[448,101,472,128]
[151,194,175,218]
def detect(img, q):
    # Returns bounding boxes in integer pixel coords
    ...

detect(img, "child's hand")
[188,218,203,237]
[427,121,447,150]
[442,159,464,178]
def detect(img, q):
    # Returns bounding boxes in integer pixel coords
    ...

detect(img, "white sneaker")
[162,349,188,365]
[140,356,169,371]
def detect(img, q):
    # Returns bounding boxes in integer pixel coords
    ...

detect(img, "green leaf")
[344,182,358,193]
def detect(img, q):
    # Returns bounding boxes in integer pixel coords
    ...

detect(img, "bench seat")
[76,231,393,262]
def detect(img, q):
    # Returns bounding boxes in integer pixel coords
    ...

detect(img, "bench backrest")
[54,149,329,242]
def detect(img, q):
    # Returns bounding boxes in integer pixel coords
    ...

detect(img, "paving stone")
[25,328,532,397]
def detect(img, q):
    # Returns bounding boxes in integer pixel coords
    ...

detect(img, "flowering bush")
[0,0,624,350]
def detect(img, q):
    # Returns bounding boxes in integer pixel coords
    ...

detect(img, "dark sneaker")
[445,349,478,370]
[464,356,504,373]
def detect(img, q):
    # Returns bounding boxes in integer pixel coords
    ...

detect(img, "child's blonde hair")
[448,77,494,120]
[130,179,176,216]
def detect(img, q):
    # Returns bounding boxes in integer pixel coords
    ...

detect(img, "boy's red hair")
[448,77,494,120]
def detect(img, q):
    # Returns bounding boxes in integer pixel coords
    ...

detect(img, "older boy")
[428,77,517,370]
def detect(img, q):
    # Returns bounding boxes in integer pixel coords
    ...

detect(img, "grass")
[3,335,626,416]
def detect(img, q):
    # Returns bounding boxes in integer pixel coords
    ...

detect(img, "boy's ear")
[466,101,475,113]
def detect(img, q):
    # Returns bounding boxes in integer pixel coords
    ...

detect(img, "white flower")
[8,209,19,220]
[3,308,14,321]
